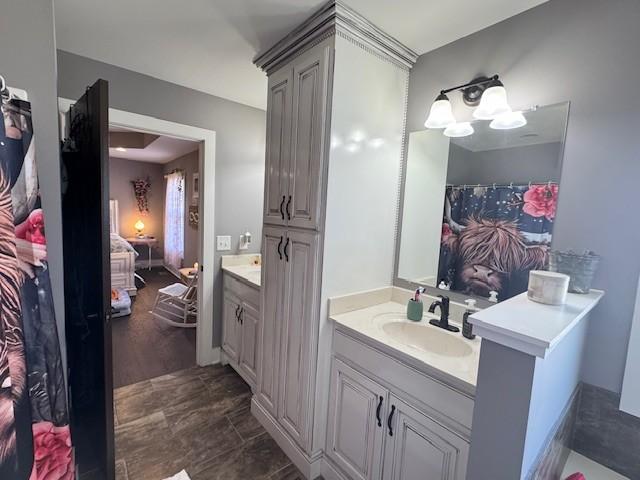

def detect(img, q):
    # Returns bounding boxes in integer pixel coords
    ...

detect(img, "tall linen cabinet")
[252,2,416,477]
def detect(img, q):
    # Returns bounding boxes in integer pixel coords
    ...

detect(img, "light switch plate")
[216,235,231,251]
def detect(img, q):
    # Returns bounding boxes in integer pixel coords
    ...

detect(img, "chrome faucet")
[428,295,460,332]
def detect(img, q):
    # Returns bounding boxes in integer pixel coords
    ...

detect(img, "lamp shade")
[473,83,511,120]
[490,111,527,130]
[134,219,145,232]
[444,122,474,138]
[424,94,456,129]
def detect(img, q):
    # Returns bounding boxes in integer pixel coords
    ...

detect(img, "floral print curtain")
[0,90,73,479]
[438,183,559,301]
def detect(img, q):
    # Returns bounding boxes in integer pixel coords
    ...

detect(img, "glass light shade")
[444,122,474,138]
[134,219,145,232]
[490,111,527,130]
[473,85,511,120]
[424,99,456,129]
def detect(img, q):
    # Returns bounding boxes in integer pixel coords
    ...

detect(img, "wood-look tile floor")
[112,268,197,388]
[114,364,303,480]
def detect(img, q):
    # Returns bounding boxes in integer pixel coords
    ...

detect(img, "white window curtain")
[164,171,185,273]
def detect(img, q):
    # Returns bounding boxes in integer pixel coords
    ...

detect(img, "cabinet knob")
[387,405,396,436]
[279,195,286,220]
[277,236,283,260]
[284,237,290,262]
[285,195,292,220]
[376,396,383,427]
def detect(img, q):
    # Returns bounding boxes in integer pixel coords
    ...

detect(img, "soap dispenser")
[462,299,477,340]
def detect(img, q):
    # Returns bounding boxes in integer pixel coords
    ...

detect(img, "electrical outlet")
[216,235,231,251]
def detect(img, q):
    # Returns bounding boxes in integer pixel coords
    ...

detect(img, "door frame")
[59,97,219,366]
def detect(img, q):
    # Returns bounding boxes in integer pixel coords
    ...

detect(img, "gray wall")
[0,1,66,368]
[57,50,266,348]
[407,0,640,394]
[446,142,562,186]
[109,157,165,259]
[164,150,200,268]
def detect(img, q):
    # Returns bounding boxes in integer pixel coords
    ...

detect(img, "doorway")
[59,98,218,367]
[107,125,201,387]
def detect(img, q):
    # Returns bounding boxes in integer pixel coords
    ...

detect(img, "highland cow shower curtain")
[1,90,73,479]
[438,184,558,301]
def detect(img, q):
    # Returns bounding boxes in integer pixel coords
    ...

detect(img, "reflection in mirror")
[397,102,570,302]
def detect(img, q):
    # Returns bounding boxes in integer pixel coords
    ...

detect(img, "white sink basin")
[382,321,473,358]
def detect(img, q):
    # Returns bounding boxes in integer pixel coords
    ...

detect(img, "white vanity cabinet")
[383,395,469,480]
[262,41,331,232]
[222,292,242,364]
[326,359,387,480]
[258,225,321,451]
[253,3,416,477]
[222,272,260,389]
[326,329,471,480]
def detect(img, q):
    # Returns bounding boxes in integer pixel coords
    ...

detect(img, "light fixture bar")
[439,74,499,96]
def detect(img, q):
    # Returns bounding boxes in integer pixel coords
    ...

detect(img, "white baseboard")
[251,398,323,479]
[197,346,220,367]
[320,457,348,480]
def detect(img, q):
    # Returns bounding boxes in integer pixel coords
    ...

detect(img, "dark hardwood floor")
[112,268,196,388]
[114,365,303,480]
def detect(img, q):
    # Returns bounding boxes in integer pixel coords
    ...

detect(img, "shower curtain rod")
[447,181,558,189]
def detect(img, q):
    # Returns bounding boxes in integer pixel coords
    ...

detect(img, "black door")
[61,79,114,480]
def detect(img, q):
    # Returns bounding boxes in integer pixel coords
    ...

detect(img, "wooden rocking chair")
[151,271,198,328]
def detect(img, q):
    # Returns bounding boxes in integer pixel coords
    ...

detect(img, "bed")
[110,200,137,296]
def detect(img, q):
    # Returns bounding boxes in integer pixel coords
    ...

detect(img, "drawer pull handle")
[376,396,383,427]
[235,305,240,321]
[387,405,396,436]
[279,195,286,220]
[277,236,283,260]
[239,308,243,325]
[284,237,290,262]
[286,195,292,220]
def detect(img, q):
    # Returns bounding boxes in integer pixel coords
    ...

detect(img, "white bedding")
[110,235,137,296]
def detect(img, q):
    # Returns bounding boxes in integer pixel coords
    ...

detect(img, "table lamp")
[134,219,145,238]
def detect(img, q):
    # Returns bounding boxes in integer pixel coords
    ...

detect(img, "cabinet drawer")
[223,273,260,307]
[333,329,474,438]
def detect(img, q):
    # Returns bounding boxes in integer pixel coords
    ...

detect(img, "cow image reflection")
[438,185,557,301]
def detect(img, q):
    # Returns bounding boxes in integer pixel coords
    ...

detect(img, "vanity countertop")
[330,288,481,396]
[221,254,261,288]
[469,289,604,358]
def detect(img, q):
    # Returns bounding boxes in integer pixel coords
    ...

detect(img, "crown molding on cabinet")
[253,0,418,74]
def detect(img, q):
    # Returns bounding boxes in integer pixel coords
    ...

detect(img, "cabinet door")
[256,226,286,417]
[222,292,241,364]
[239,301,259,388]
[264,66,293,227]
[287,42,332,230]
[278,229,320,450]
[383,395,469,480]
[327,359,387,480]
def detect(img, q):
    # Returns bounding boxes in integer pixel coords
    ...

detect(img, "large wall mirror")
[396,102,570,303]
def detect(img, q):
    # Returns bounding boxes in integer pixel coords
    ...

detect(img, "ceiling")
[109,127,199,164]
[54,0,548,110]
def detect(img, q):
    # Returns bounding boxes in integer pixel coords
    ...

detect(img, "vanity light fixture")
[490,110,527,130]
[472,77,511,120]
[444,122,474,138]
[424,75,524,137]
[424,93,456,128]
